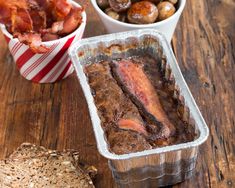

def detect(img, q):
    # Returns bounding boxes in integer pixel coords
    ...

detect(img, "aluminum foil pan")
[69,29,209,187]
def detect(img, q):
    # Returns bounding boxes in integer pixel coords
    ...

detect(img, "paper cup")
[0,1,86,83]
[91,0,186,42]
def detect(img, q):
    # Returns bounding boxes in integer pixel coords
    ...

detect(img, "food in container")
[91,0,186,42]
[0,0,86,83]
[69,29,209,187]
[97,0,177,24]
[0,0,84,53]
[84,56,196,155]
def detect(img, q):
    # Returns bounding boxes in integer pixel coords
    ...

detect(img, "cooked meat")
[85,61,151,154]
[106,126,152,154]
[15,32,50,53]
[85,56,196,154]
[112,59,176,139]
[58,7,83,35]
[42,33,59,41]
[117,118,148,136]
[85,61,145,128]
[27,0,47,32]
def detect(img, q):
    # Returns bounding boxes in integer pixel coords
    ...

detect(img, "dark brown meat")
[112,59,176,139]
[85,61,151,154]
[85,61,143,126]
[85,55,196,154]
[106,126,152,154]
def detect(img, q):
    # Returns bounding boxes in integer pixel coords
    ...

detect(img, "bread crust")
[0,143,96,188]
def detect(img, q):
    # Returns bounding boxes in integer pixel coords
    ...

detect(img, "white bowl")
[91,0,186,42]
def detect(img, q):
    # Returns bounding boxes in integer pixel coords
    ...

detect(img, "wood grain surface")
[0,0,234,187]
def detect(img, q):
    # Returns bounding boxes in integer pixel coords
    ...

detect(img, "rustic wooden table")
[0,0,234,187]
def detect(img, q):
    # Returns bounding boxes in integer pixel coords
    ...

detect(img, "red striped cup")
[0,1,86,83]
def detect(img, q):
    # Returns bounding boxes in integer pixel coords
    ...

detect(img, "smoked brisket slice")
[85,61,152,154]
[111,59,176,139]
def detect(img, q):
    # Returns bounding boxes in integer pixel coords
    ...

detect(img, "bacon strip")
[51,0,72,20]
[59,7,83,35]
[0,5,13,30]
[16,33,49,54]
[0,0,83,53]
[27,0,47,31]
[0,0,29,32]
[51,7,83,35]
[34,0,55,27]
[12,8,33,33]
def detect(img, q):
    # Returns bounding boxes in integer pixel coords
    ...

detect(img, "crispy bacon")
[42,33,59,42]
[0,0,83,53]
[59,7,83,35]
[29,10,47,32]
[12,8,33,33]
[0,0,31,32]
[27,0,47,31]
[0,6,13,31]
[51,0,72,20]
[16,32,49,53]
[51,21,64,34]
[34,0,55,27]
[0,0,28,9]
[0,0,28,32]
[50,7,83,35]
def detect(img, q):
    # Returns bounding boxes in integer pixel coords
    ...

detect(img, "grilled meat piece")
[106,126,152,154]
[112,58,176,139]
[85,61,151,154]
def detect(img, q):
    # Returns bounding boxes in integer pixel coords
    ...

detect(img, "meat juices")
[85,56,195,154]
